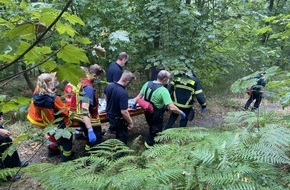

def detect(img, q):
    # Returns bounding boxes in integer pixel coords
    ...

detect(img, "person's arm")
[193,78,206,111]
[134,82,148,104]
[81,86,95,129]
[166,103,184,115]
[81,102,93,129]
[121,110,133,129]
[0,128,11,137]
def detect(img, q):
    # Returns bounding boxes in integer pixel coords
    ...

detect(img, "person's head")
[157,70,171,85]
[119,70,135,87]
[37,73,54,95]
[50,72,59,91]
[116,52,129,67]
[87,64,105,81]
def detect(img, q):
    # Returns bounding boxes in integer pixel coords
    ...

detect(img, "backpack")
[137,81,162,113]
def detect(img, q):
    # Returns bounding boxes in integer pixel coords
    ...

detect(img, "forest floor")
[1,95,288,190]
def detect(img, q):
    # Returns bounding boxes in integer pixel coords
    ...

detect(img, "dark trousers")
[0,135,21,168]
[144,108,165,146]
[57,121,73,153]
[244,91,263,110]
[165,107,192,130]
[83,126,103,147]
[107,115,128,144]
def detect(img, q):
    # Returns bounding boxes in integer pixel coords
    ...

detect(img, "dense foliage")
[0,0,290,189]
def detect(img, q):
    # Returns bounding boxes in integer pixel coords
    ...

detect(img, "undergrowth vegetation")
[1,110,289,190]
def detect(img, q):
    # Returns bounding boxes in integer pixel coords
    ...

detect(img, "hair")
[117,52,129,60]
[157,70,170,81]
[37,73,54,95]
[89,64,105,76]
[120,70,135,83]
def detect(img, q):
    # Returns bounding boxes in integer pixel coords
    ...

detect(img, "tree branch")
[0,0,73,72]
[0,45,67,87]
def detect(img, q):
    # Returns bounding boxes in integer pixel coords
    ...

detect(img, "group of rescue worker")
[1,51,266,168]
[25,51,208,161]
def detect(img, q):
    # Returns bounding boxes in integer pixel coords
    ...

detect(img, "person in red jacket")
[27,73,73,162]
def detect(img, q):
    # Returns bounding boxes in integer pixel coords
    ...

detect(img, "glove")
[129,104,137,111]
[181,112,186,119]
[88,128,96,143]
[201,107,206,113]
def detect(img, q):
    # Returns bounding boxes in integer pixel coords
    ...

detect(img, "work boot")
[48,148,61,158]
[61,151,75,162]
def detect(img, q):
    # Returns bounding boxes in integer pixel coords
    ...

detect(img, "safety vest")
[171,77,202,108]
[67,78,101,126]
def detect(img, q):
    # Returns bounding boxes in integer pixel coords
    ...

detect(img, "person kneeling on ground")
[0,112,28,180]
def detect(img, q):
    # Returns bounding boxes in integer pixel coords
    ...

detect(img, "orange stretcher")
[71,107,144,127]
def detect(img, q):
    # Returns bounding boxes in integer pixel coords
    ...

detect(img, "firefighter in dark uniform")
[164,72,206,129]
[244,73,266,111]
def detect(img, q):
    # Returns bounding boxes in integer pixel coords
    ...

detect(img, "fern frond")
[156,127,209,145]
[154,167,185,185]
[143,144,173,158]
[222,182,256,190]
[0,167,17,181]
[89,139,134,160]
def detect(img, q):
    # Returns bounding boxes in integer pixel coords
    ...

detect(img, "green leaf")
[41,60,58,72]
[269,33,282,40]
[0,54,15,62]
[8,22,36,41]
[16,96,31,105]
[0,0,14,4]
[1,101,19,112]
[56,64,86,85]
[13,134,29,143]
[57,44,89,63]
[109,30,130,44]
[76,37,91,44]
[2,144,17,161]
[281,92,290,108]
[63,13,85,25]
[0,18,14,29]
[55,22,76,37]
[39,9,58,26]
[263,16,277,22]
[55,128,72,140]
[256,26,272,35]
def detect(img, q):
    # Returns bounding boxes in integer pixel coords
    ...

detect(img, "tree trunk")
[21,64,34,92]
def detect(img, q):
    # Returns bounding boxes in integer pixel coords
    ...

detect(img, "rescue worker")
[165,72,207,129]
[104,70,135,144]
[244,73,266,111]
[135,70,186,147]
[106,52,129,82]
[0,112,28,169]
[71,64,105,155]
[27,73,73,162]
